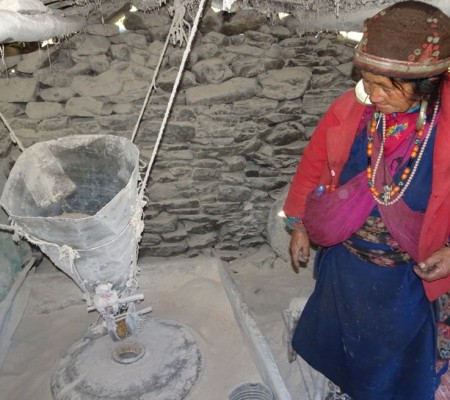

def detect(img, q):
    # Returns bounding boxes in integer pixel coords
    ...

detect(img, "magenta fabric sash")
[302,121,428,261]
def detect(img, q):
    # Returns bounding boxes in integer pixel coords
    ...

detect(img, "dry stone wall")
[0,6,357,260]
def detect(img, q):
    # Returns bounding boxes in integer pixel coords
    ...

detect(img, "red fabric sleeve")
[418,75,450,300]
[282,104,339,218]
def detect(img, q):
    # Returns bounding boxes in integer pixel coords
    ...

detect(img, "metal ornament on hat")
[409,16,442,64]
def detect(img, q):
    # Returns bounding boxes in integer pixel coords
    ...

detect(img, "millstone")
[51,317,202,400]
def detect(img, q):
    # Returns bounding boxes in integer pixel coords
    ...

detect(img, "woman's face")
[361,71,418,114]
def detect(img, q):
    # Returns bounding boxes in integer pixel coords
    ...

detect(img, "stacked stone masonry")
[0,5,357,260]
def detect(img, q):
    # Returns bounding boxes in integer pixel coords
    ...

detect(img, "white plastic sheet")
[0,10,85,43]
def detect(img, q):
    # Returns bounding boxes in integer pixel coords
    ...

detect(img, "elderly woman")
[283,1,450,399]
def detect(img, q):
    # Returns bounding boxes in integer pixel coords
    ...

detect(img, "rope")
[0,44,8,79]
[6,221,88,292]
[130,18,174,143]
[168,2,190,46]
[0,223,14,232]
[0,111,25,151]
[138,0,208,199]
[130,0,201,144]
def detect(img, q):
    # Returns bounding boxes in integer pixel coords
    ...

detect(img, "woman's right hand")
[289,229,310,273]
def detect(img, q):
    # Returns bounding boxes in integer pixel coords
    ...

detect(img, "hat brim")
[354,48,450,79]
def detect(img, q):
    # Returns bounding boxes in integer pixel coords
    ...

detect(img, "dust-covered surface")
[51,317,202,400]
[0,256,263,400]
[228,250,316,399]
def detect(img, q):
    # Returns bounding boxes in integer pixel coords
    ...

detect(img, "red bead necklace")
[366,101,439,206]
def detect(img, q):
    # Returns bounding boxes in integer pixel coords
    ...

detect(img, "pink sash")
[302,123,427,261]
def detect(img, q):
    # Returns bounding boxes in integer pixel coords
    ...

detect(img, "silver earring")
[416,99,428,131]
[355,79,372,105]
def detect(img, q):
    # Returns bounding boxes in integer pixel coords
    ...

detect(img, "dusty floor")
[0,252,316,400]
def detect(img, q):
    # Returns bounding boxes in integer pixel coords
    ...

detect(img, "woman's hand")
[413,246,450,281]
[289,229,310,273]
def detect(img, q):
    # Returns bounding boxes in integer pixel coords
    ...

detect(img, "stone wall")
[0,5,357,260]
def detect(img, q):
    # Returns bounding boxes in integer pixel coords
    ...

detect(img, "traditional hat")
[353,1,450,78]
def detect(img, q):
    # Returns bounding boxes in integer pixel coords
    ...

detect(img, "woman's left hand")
[414,246,450,281]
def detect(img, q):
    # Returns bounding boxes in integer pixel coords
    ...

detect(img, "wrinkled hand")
[414,246,450,282]
[289,230,310,273]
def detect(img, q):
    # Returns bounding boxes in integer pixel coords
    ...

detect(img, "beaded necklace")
[366,101,439,206]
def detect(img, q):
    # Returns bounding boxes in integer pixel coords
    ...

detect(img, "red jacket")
[283,80,450,301]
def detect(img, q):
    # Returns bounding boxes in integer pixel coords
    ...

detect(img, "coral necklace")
[366,101,439,206]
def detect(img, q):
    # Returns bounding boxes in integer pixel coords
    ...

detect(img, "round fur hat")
[354,1,450,78]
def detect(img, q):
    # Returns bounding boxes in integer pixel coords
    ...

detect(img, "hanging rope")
[130,12,178,143]
[130,0,200,144]
[0,111,25,151]
[138,0,208,199]
[0,223,14,232]
[0,44,8,79]
[3,220,88,293]
[168,2,190,46]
